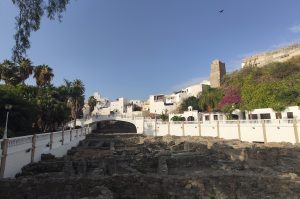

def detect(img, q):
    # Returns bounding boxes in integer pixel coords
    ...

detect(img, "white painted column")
[262,120,267,144]
[198,121,201,136]
[154,119,157,136]
[216,121,220,138]
[237,120,241,140]
[293,119,299,144]
[182,122,185,136]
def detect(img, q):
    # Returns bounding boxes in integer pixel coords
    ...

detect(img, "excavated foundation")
[1,133,300,198]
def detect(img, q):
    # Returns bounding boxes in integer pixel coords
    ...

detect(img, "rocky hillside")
[0,134,300,198]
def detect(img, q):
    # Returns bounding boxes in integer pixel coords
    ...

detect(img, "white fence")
[0,127,91,178]
[143,119,300,144]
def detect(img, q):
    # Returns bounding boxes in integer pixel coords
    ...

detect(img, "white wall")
[184,123,199,136]
[1,127,90,178]
[157,122,169,136]
[86,116,299,145]
[218,122,240,140]
[170,122,184,136]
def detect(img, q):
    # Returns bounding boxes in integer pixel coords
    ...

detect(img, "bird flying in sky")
[219,9,224,13]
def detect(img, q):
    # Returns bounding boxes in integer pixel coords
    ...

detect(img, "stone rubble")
[1,133,300,198]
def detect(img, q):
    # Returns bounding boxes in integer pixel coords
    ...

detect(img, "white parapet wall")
[86,115,300,144]
[143,119,300,144]
[0,127,91,178]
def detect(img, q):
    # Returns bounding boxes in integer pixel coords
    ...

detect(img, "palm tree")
[18,58,34,84]
[64,79,85,128]
[0,59,22,85]
[199,88,223,112]
[33,65,54,87]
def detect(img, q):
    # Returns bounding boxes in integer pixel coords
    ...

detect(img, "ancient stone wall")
[242,43,300,68]
[1,134,300,198]
[210,59,226,88]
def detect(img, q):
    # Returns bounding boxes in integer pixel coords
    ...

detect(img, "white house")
[200,112,227,122]
[245,106,300,120]
[182,80,211,98]
[148,80,211,114]
[149,94,177,114]
[169,106,200,121]
[91,92,110,115]
[110,97,128,114]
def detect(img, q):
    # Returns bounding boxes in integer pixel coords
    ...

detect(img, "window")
[260,113,271,119]
[205,115,210,121]
[275,112,282,119]
[187,116,195,121]
[249,114,258,120]
[214,115,218,120]
[287,112,294,119]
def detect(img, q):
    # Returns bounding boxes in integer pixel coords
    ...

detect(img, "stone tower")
[210,59,226,88]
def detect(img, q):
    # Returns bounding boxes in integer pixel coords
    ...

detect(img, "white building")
[148,80,210,114]
[245,106,300,120]
[197,106,300,122]
[129,100,143,107]
[109,97,128,114]
[149,94,177,114]
[92,92,110,115]
[200,112,227,122]
[182,80,211,98]
[88,92,146,117]
[169,106,200,121]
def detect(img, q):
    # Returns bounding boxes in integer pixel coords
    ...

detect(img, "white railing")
[0,127,91,178]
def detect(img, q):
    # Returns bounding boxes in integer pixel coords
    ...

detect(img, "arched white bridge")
[84,115,145,134]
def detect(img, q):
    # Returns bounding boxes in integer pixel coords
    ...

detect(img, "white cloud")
[289,24,300,33]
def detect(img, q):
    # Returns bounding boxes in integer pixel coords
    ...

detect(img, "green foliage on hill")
[179,56,300,114]
[222,55,300,111]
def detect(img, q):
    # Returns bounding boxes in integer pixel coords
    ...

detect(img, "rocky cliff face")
[1,134,300,198]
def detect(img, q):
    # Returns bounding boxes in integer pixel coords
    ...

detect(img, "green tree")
[33,65,54,87]
[19,58,34,84]
[0,60,22,85]
[180,96,200,112]
[160,113,169,121]
[171,116,186,121]
[198,87,223,112]
[35,86,70,132]
[0,85,38,137]
[88,96,97,114]
[65,79,85,128]
[11,0,71,62]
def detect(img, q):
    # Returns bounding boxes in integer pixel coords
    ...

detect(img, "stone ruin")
[1,133,300,198]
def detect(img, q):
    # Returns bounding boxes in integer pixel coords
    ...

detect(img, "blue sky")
[1,0,300,100]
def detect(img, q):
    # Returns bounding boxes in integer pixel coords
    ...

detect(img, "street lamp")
[3,104,12,139]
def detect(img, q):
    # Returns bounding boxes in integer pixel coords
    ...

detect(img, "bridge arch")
[93,120,137,134]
